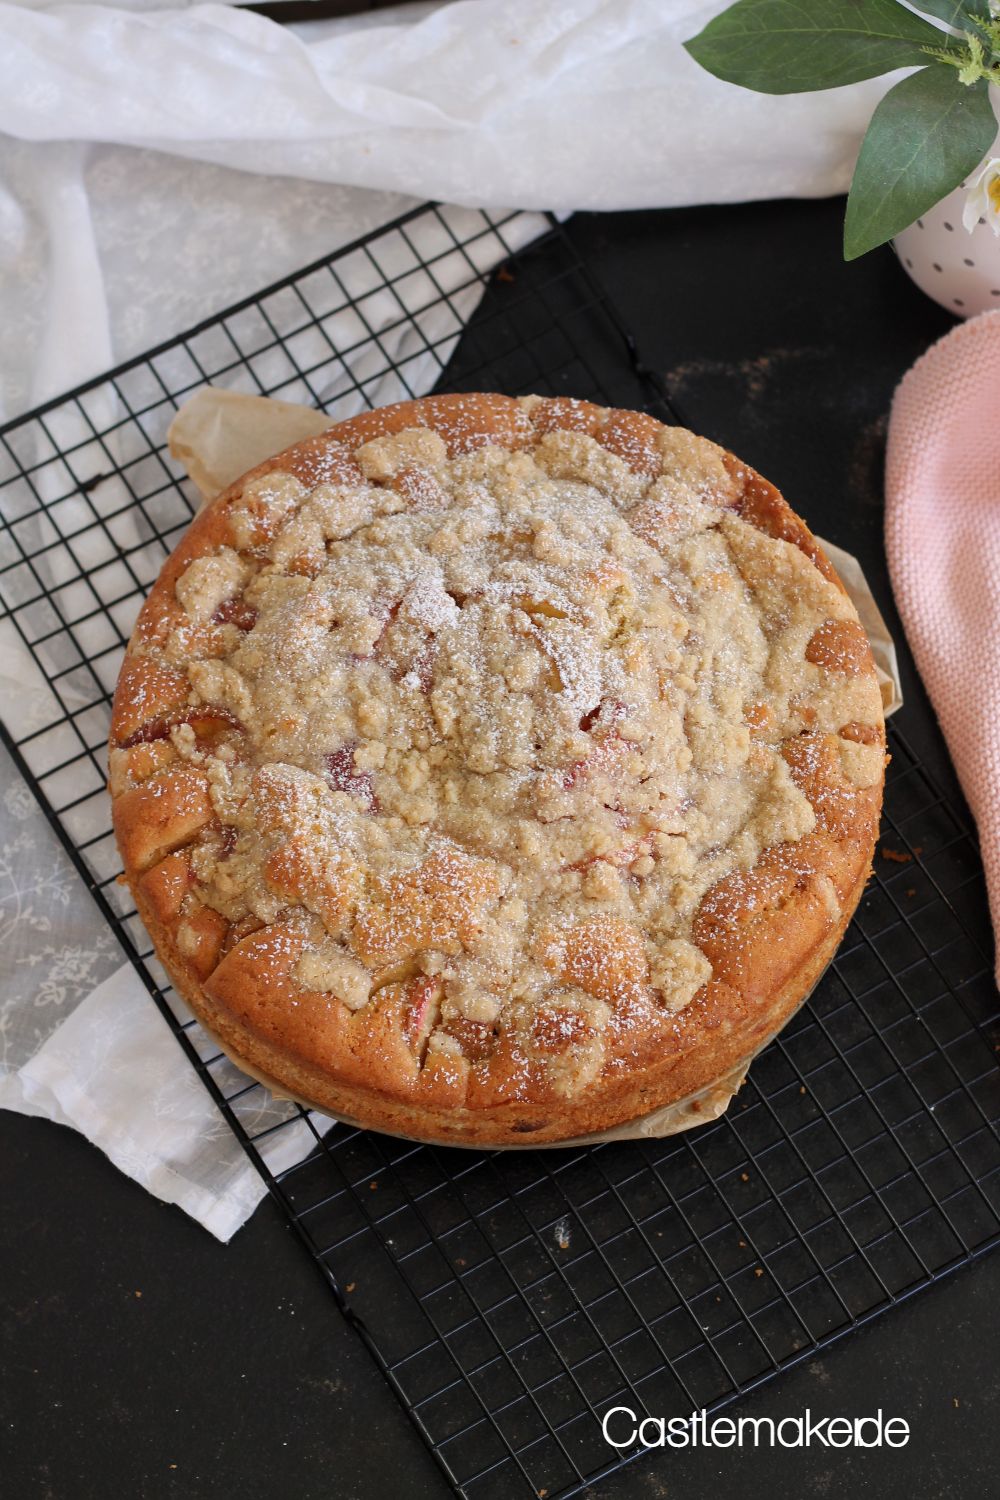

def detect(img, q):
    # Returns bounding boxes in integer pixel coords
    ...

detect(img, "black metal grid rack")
[2,203,999,1500]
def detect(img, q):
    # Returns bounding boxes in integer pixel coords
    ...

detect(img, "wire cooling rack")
[2,203,999,1500]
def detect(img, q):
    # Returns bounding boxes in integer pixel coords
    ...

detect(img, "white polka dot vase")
[893,158,1000,319]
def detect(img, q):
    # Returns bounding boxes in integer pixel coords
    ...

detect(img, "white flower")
[963,158,1000,237]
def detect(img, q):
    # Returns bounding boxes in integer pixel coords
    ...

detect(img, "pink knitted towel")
[885,309,1000,982]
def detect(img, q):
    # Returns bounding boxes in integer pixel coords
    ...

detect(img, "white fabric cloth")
[0,0,894,420]
[0,0,881,208]
[0,965,329,1240]
[0,0,897,1238]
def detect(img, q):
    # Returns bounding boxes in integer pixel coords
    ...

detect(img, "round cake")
[109,394,886,1145]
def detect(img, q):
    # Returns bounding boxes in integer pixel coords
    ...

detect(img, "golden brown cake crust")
[110,394,885,1145]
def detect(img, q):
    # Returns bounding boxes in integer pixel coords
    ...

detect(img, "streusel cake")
[110,394,885,1144]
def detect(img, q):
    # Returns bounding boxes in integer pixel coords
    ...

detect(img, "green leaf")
[907,2,989,26]
[683,0,956,94]
[843,67,998,258]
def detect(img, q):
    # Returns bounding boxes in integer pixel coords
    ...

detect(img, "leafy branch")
[684,0,1000,258]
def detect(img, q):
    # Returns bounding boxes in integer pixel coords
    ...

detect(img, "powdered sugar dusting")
[119,399,885,1104]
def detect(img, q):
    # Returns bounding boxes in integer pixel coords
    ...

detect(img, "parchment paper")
[816,536,902,719]
[166,388,903,1145]
[169,387,333,504]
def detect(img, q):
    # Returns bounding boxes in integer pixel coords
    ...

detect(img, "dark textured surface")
[2,198,997,1499]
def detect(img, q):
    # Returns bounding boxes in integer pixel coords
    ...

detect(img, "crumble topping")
[115,399,883,1098]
